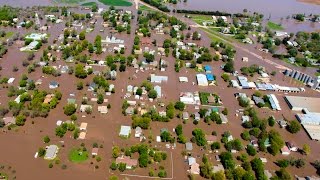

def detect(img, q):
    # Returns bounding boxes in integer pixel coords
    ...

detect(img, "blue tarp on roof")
[206,74,215,81]
[204,65,212,71]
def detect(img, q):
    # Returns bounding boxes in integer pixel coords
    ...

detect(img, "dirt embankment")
[298,0,320,5]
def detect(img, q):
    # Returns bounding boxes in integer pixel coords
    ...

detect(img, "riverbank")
[298,0,320,5]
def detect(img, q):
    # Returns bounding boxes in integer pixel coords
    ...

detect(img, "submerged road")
[134,0,312,73]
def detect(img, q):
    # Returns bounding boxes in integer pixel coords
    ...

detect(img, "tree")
[302,144,311,155]
[246,145,257,156]
[158,170,167,178]
[175,124,183,136]
[211,142,221,150]
[132,116,151,129]
[223,61,234,73]
[136,88,142,96]
[43,135,50,143]
[275,168,291,180]
[268,116,275,127]
[97,94,104,104]
[220,152,235,169]
[63,103,76,116]
[118,163,126,172]
[138,153,148,167]
[110,161,118,170]
[16,114,26,126]
[287,120,301,134]
[79,31,86,40]
[148,89,157,99]
[38,147,46,157]
[75,64,87,79]
[241,130,250,141]
[174,101,185,111]
[112,146,121,158]
[77,81,83,90]
[192,128,206,146]
[251,158,266,180]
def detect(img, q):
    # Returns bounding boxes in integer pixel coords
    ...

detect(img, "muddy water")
[172,0,320,19]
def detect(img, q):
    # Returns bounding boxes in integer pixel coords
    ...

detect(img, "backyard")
[98,0,132,6]
[267,21,284,30]
[68,148,89,163]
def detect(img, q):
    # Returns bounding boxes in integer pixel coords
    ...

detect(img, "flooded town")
[0,0,319,180]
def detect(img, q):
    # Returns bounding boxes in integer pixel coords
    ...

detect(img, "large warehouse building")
[284,96,320,113]
[285,96,320,141]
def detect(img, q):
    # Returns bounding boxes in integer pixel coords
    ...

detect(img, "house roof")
[186,142,193,151]
[78,132,86,139]
[80,122,88,130]
[116,156,138,167]
[92,148,99,155]
[206,74,215,81]
[188,157,196,166]
[119,125,131,136]
[206,135,217,142]
[44,145,58,160]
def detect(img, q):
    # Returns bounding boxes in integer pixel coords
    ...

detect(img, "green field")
[139,5,154,11]
[190,15,213,25]
[68,148,89,163]
[267,21,284,30]
[98,0,132,6]
[81,2,97,6]
[200,27,234,47]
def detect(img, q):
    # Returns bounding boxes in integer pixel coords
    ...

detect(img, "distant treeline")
[176,9,250,18]
[141,0,170,12]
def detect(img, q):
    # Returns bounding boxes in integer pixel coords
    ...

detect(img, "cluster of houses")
[284,69,320,90]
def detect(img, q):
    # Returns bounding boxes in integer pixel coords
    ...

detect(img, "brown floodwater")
[172,0,320,20]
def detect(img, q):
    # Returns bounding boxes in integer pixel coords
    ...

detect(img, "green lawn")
[81,2,97,6]
[200,27,234,47]
[190,15,213,25]
[267,21,284,30]
[199,92,210,105]
[0,173,8,180]
[98,0,132,6]
[139,5,154,11]
[68,148,89,163]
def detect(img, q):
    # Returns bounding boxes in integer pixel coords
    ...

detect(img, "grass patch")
[81,2,97,6]
[315,71,320,76]
[0,173,8,180]
[267,21,283,30]
[68,148,89,163]
[139,5,154,11]
[200,27,233,47]
[98,0,132,6]
[190,15,214,26]
[199,92,220,105]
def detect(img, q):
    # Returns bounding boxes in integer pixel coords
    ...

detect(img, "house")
[278,119,288,128]
[20,41,39,51]
[25,33,47,41]
[242,57,249,62]
[154,85,162,98]
[125,107,134,115]
[242,116,250,123]
[190,163,200,175]
[179,77,188,83]
[98,106,108,114]
[286,142,298,152]
[281,146,291,155]
[78,132,86,139]
[213,164,225,173]
[188,157,196,166]
[150,74,168,83]
[196,74,209,86]
[135,127,142,138]
[119,125,131,137]
[204,65,212,73]
[183,112,189,120]
[44,94,54,104]
[91,148,99,156]
[250,137,258,147]
[80,105,92,112]
[44,145,59,160]
[8,78,15,84]
[3,117,16,126]
[186,142,193,151]
[194,112,200,121]
[220,113,228,124]
[116,156,138,169]
[49,81,59,89]
[80,123,88,131]
[206,135,217,144]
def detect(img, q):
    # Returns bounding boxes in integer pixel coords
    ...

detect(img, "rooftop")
[285,96,320,113]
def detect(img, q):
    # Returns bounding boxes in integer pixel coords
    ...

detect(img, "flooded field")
[0,1,319,180]
[172,0,320,19]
